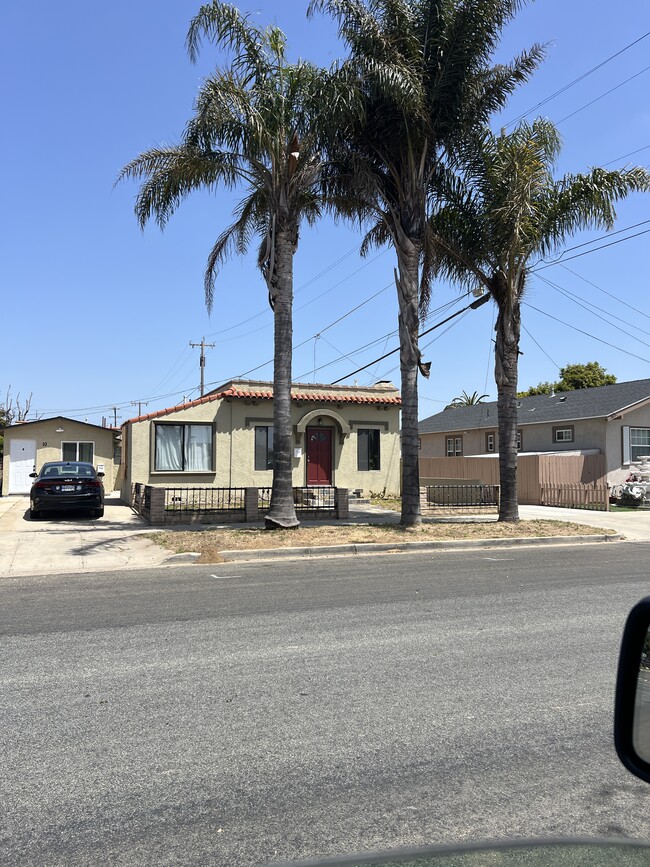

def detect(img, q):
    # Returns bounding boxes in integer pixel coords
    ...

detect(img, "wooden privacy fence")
[540,483,609,511]
[419,453,607,507]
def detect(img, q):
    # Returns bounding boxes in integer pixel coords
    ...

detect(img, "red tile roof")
[124,383,401,425]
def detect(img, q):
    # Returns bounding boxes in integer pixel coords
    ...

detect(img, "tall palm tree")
[119,2,346,529]
[309,0,544,526]
[430,118,650,521]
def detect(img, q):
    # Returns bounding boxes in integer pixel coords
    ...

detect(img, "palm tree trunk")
[395,236,423,528]
[493,281,521,523]
[265,226,300,530]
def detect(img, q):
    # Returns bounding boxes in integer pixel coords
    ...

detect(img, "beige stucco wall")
[2,419,117,494]
[122,397,401,499]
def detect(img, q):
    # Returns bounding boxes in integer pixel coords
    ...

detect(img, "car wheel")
[29,508,41,520]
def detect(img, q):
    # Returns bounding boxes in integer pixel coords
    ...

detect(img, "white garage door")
[8,439,36,494]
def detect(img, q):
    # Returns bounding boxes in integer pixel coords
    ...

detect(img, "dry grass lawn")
[149,517,615,563]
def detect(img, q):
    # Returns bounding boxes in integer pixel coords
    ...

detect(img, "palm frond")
[186,1,268,68]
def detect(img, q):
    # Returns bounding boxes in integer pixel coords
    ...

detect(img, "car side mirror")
[29,472,38,478]
[97,472,105,478]
[615,596,650,784]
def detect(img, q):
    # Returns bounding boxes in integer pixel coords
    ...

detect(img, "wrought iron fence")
[164,487,246,513]
[422,484,500,513]
[259,485,336,514]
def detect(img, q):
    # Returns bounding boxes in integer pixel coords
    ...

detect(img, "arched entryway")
[296,409,350,486]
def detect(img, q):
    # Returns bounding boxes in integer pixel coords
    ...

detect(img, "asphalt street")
[3,545,650,865]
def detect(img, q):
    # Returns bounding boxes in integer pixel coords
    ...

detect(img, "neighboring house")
[1,417,119,495]
[119,379,401,501]
[419,378,650,487]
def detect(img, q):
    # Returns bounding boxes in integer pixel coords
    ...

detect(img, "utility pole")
[190,337,215,397]
[110,407,120,428]
[131,400,149,417]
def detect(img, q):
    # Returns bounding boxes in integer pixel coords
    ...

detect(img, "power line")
[521,323,560,370]
[523,301,650,364]
[332,294,490,384]
[293,294,464,382]
[601,143,650,168]
[558,263,650,322]
[534,218,650,267]
[532,225,650,272]
[537,274,650,345]
[555,63,650,126]
[503,30,650,129]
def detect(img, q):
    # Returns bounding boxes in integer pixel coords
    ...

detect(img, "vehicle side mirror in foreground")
[29,472,37,478]
[97,472,105,477]
[615,596,650,784]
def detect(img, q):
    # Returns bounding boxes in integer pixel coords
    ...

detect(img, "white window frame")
[554,428,574,443]
[446,436,462,457]
[486,432,495,453]
[628,427,650,464]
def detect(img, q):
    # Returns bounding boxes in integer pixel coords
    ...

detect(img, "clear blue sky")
[2,0,649,426]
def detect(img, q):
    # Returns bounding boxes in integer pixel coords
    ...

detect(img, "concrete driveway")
[0,493,169,578]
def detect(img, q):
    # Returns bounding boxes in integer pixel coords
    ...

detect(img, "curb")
[164,552,202,564]
[217,533,622,563]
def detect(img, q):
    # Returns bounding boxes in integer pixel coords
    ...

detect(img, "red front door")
[306,427,332,485]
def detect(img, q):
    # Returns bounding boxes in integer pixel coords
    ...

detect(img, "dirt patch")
[148,518,614,562]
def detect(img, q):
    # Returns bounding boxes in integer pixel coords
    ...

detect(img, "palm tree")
[450,390,489,407]
[309,0,544,526]
[119,2,346,529]
[430,118,650,521]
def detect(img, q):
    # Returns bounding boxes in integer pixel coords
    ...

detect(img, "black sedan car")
[29,461,105,519]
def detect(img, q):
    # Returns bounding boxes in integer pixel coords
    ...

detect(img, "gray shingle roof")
[419,377,650,434]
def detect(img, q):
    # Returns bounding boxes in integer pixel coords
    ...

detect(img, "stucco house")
[1,417,119,495]
[119,378,401,501]
[419,377,650,488]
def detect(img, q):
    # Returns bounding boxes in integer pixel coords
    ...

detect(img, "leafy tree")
[517,381,555,397]
[556,361,616,392]
[430,118,650,521]
[119,2,347,528]
[446,390,489,408]
[519,362,617,396]
[309,0,543,526]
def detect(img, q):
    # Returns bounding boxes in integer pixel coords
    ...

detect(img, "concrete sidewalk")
[0,494,645,578]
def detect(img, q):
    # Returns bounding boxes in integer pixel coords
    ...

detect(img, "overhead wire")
[502,29,650,129]
[555,63,650,126]
[537,274,650,345]
[523,302,650,364]
[558,263,650,323]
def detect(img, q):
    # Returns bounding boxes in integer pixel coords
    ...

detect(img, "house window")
[154,423,213,472]
[630,428,650,462]
[62,441,94,462]
[358,429,380,470]
[446,436,463,457]
[485,432,496,453]
[553,426,574,443]
[517,430,523,452]
[255,426,274,470]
